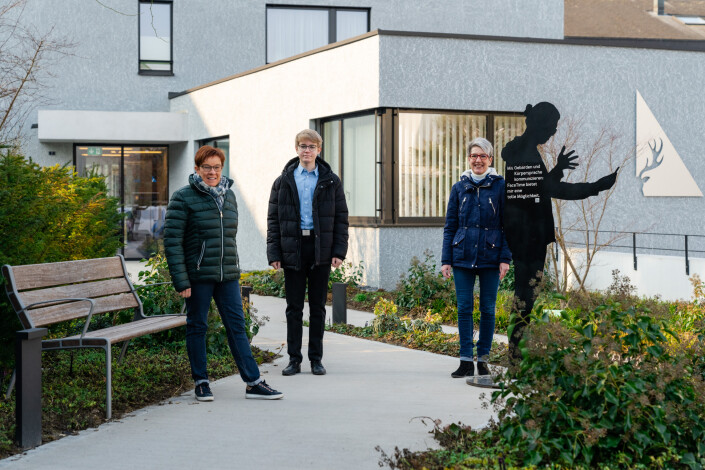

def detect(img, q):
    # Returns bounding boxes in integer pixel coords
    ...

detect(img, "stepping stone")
[466,365,509,389]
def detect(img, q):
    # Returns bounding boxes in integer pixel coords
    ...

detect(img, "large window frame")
[265,5,371,63]
[317,108,525,227]
[138,0,174,76]
[74,143,170,259]
[320,109,382,226]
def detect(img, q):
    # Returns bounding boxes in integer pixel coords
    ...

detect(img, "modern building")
[15,0,705,299]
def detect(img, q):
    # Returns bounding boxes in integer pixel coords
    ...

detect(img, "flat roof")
[169,29,705,99]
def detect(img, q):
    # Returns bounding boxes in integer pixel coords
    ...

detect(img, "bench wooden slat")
[19,278,133,307]
[63,315,187,345]
[10,256,125,290]
[29,293,139,327]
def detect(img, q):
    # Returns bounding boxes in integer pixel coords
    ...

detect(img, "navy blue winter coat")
[442,173,512,269]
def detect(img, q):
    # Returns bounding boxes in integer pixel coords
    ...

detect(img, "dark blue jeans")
[453,266,500,361]
[185,280,261,385]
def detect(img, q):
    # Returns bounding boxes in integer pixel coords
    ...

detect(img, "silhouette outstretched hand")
[554,146,579,173]
[595,167,619,192]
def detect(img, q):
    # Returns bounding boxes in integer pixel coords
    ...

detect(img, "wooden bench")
[2,255,187,419]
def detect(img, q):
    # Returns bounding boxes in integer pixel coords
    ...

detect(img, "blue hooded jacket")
[442,171,512,269]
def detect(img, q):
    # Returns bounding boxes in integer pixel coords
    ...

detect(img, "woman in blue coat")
[441,137,511,378]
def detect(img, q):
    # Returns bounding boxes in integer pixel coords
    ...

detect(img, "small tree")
[539,117,634,295]
[0,150,123,376]
[0,0,73,145]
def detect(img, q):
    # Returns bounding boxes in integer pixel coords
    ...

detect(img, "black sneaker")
[246,381,284,400]
[195,383,214,401]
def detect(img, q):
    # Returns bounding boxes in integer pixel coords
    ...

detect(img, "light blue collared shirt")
[294,163,319,230]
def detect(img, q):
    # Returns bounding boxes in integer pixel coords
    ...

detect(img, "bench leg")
[104,345,112,420]
[118,340,131,363]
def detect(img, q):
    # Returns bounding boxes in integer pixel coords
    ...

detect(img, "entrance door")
[75,145,169,259]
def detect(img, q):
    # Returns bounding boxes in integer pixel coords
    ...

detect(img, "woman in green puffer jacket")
[164,145,282,401]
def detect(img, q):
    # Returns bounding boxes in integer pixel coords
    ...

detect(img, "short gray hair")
[467,137,494,158]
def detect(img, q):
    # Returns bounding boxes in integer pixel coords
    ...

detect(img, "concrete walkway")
[1,294,498,470]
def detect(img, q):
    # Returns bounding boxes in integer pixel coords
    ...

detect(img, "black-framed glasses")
[298,144,318,151]
[468,154,490,161]
[200,165,222,172]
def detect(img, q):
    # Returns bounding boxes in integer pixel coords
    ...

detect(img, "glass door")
[75,145,168,259]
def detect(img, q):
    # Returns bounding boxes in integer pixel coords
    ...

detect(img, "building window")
[266,6,370,63]
[199,136,230,178]
[397,111,525,220]
[75,145,169,259]
[398,112,486,218]
[139,1,173,75]
[321,112,380,219]
[320,109,524,225]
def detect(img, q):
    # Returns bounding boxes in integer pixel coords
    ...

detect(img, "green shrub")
[498,262,515,291]
[491,303,705,468]
[240,269,285,297]
[395,250,455,309]
[329,260,364,289]
[0,151,122,376]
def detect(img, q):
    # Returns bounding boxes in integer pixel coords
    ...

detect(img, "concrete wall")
[169,36,380,272]
[561,249,703,301]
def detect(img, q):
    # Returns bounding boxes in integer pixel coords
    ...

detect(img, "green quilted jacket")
[163,174,240,292]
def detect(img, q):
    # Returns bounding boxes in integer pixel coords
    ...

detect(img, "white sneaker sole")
[245,393,284,400]
[196,395,214,402]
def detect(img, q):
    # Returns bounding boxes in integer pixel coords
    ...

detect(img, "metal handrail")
[555,227,705,275]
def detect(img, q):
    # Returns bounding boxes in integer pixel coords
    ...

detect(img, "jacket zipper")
[196,241,206,270]
[219,208,224,281]
[489,197,496,215]
[192,181,226,280]
[459,196,467,213]
[206,193,225,281]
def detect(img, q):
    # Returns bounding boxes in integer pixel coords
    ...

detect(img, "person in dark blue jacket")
[442,137,512,378]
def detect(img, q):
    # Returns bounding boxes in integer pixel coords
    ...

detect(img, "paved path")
[1,294,498,470]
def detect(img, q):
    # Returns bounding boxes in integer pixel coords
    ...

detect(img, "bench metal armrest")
[20,298,96,338]
[132,282,187,315]
[133,281,173,289]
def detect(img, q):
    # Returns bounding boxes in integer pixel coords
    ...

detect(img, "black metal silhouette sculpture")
[503,102,618,359]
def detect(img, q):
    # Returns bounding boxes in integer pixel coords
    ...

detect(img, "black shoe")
[476,361,491,376]
[311,361,326,375]
[246,380,284,400]
[282,361,301,376]
[451,360,474,378]
[195,382,214,401]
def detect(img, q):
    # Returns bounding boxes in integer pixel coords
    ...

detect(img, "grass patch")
[0,343,276,459]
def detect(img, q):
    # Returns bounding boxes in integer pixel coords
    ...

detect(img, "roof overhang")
[38,110,188,143]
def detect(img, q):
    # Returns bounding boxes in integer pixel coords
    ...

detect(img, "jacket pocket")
[196,241,206,270]
[452,230,466,261]
[485,230,501,263]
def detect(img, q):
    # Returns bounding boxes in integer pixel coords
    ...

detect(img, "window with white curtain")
[398,113,487,218]
[336,10,368,41]
[139,0,172,74]
[266,6,369,63]
[321,109,524,224]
